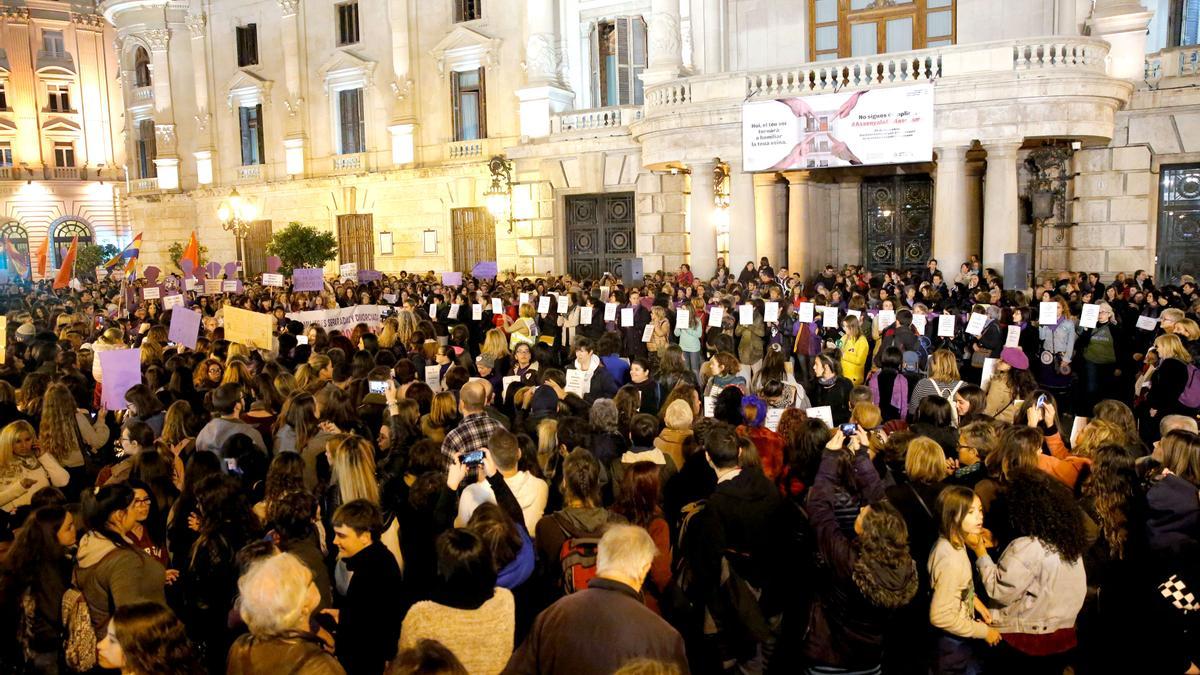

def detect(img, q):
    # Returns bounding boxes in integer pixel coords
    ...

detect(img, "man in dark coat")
[330,500,405,675]
[619,288,651,359]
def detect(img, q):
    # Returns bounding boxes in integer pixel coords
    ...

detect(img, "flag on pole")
[179,231,200,270]
[104,233,142,271]
[34,236,48,278]
[3,239,28,279]
[53,236,77,289]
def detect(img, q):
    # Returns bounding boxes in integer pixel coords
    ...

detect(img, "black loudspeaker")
[1003,253,1030,290]
[621,258,644,286]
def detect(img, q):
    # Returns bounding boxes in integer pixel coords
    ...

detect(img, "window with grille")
[592,17,648,107]
[52,220,91,266]
[42,30,65,56]
[47,84,70,112]
[809,0,955,61]
[136,120,157,179]
[239,104,265,166]
[53,143,75,168]
[236,24,259,67]
[455,0,482,22]
[0,222,29,272]
[337,2,360,45]
[337,88,365,154]
[0,143,12,167]
[451,68,486,141]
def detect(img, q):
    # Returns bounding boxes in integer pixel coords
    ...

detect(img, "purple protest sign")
[471,261,497,279]
[442,272,463,286]
[99,349,141,411]
[357,270,383,283]
[292,268,324,292]
[168,307,202,349]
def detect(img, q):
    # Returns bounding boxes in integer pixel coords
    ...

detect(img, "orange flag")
[180,231,200,270]
[34,236,48,278]
[52,236,77,289]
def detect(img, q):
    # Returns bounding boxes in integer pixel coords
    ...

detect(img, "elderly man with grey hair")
[503,525,689,674]
[227,553,345,675]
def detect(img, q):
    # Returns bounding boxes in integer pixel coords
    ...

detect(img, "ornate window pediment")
[318,49,376,95]
[0,118,17,134]
[41,117,81,134]
[226,69,272,110]
[429,25,500,74]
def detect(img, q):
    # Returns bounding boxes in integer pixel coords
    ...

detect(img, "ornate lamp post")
[217,188,258,277]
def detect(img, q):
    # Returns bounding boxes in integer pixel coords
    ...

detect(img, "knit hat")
[476,354,496,369]
[901,351,920,372]
[1000,347,1029,370]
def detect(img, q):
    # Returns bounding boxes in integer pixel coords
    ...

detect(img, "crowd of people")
[0,253,1194,675]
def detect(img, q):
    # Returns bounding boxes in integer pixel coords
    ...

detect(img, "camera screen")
[369,380,388,395]
[461,450,484,465]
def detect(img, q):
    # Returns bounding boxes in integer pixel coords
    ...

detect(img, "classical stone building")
[96,0,1200,284]
[0,0,126,276]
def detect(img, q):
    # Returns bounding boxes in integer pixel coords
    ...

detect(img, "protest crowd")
[0,251,1195,675]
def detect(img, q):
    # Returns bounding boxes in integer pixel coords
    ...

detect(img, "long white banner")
[286,305,385,330]
[742,83,933,172]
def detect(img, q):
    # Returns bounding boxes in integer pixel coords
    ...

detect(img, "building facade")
[0,0,126,276]
[91,0,1200,284]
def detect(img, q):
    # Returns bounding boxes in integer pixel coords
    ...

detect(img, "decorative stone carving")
[390,79,413,100]
[186,13,207,39]
[0,8,30,22]
[523,33,560,83]
[648,12,681,60]
[142,29,170,52]
[277,0,300,16]
[283,98,305,117]
[71,13,105,29]
[154,124,175,144]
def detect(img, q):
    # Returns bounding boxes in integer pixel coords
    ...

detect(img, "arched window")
[0,221,29,272]
[134,47,152,87]
[52,219,92,267]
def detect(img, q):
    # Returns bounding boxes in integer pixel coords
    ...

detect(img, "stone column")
[689,161,719,278]
[981,141,1022,273]
[784,171,810,280]
[186,13,214,184]
[387,0,415,163]
[278,0,306,172]
[964,158,985,261]
[643,0,683,85]
[932,145,972,271]
[517,0,573,139]
[753,173,787,271]
[1088,0,1154,80]
[729,161,757,270]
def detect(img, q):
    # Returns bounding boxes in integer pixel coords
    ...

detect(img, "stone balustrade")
[130,177,158,193]
[132,86,154,101]
[550,105,643,136]
[446,139,484,160]
[1145,45,1200,88]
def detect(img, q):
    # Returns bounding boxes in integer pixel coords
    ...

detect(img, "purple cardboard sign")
[168,307,202,349]
[99,349,142,411]
[292,268,324,292]
[357,270,383,283]
[442,272,463,286]
[471,261,497,279]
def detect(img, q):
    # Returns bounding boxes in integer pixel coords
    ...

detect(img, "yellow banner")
[224,307,273,350]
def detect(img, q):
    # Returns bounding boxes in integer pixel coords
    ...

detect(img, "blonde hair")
[140,340,164,366]
[905,436,946,483]
[227,343,251,362]
[428,391,458,427]
[1073,419,1125,460]
[161,400,192,447]
[377,318,399,349]
[39,384,82,462]
[307,354,332,376]
[330,435,380,505]
[519,303,535,319]
[1155,333,1193,363]
[842,314,862,340]
[221,359,253,386]
[1161,308,1186,324]
[395,309,417,346]
[273,373,296,398]
[928,349,961,382]
[0,420,35,469]
[482,329,511,359]
[1173,318,1199,341]
[663,399,693,430]
[536,418,558,474]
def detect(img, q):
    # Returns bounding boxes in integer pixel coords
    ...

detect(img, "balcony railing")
[332,153,366,172]
[130,177,159,193]
[646,36,1110,115]
[49,166,81,180]
[446,139,484,160]
[132,86,153,102]
[0,167,13,180]
[550,105,643,136]
[1145,45,1200,88]
[237,164,263,181]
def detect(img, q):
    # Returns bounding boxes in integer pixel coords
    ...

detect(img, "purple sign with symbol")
[168,307,201,349]
[99,349,142,411]
[357,270,383,283]
[292,268,324,292]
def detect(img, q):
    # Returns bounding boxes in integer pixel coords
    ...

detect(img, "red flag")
[34,236,48,278]
[180,231,200,270]
[52,236,77,289]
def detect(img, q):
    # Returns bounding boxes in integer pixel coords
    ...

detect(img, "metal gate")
[337,214,374,271]
[451,207,496,273]
[860,175,933,272]
[565,192,634,280]
[1157,164,1200,285]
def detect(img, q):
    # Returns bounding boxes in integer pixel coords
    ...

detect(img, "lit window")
[808,0,955,61]
[0,143,12,167]
[455,0,481,22]
[47,84,70,112]
[237,24,259,67]
[451,68,485,141]
[337,88,365,154]
[593,17,648,107]
[239,104,265,166]
[337,2,360,46]
[53,143,75,168]
[42,30,65,56]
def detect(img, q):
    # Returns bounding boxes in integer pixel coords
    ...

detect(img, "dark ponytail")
[81,484,134,548]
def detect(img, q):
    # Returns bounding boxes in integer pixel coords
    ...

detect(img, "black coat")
[337,541,405,675]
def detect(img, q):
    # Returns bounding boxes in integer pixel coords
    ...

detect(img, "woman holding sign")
[1076,302,1122,413]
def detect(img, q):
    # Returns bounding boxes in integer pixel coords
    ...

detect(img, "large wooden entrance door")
[861,175,933,271]
[565,192,634,280]
[242,220,272,279]
[451,207,496,273]
[1157,164,1200,285]
[337,214,374,270]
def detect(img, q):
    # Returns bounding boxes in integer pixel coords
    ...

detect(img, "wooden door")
[242,220,272,279]
[860,175,933,271]
[565,192,635,280]
[337,214,374,270]
[451,207,496,273]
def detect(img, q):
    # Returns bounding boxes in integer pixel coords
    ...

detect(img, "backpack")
[1181,363,1200,409]
[904,333,932,371]
[554,516,602,594]
[61,588,96,672]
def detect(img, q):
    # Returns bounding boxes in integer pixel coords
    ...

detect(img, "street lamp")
[217,188,258,277]
[712,158,731,262]
[484,155,513,233]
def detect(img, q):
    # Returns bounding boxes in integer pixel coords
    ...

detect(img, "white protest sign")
[1005,325,1021,348]
[1079,303,1100,329]
[1039,301,1059,326]
[448,304,461,319]
[1136,315,1158,331]
[677,308,690,326]
[142,286,160,300]
[580,306,594,324]
[1070,416,1088,445]
[806,406,834,428]
[710,306,725,326]
[641,325,654,343]
[204,279,223,295]
[966,313,987,337]
[764,302,779,323]
[424,365,442,392]
[980,357,998,391]
[382,293,398,304]
[937,314,956,338]
[222,280,239,293]
[599,286,609,299]
[502,375,520,399]
[912,314,927,334]
[798,302,815,323]
[847,309,863,320]
[162,294,185,310]
[429,303,437,318]
[764,408,784,432]
[538,296,550,314]
[621,308,634,327]
[822,306,839,329]
[877,310,896,330]
[339,263,357,281]
[565,369,594,397]
[185,278,199,291]
[557,295,569,313]
[262,273,284,287]
[739,304,754,325]
[520,292,530,306]
[492,298,504,315]
[704,396,716,418]
[604,302,618,321]
[472,304,483,320]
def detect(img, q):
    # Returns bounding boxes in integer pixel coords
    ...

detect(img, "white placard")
[822,306,839,329]
[621,307,634,327]
[704,396,716,418]
[185,278,199,291]
[599,286,610,300]
[565,369,594,397]
[580,306,594,324]
[1039,301,1059,326]
[501,375,520,399]
[448,304,461,319]
[295,335,309,345]
[339,263,357,281]
[677,308,690,326]
[805,406,834,428]
[912,314,927,334]
[222,280,239,292]
[557,295,569,313]
[520,292,530,306]
[262,273,284,287]
[764,302,779,323]
[710,306,725,326]
[537,296,551,314]
[1005,325,1021,348]
[472,304,483,320]
[1136,315,1159,331]
[429,303,438,318]
[847,309,863,320]
[641,324,654,343]
[492,298,504,315]
[937,314,956,338]
[739,304,754,325]
[877,309,896,330]
[764,408,784,432]
[1070,416,1088,445]
[966,313,987,337]
[204,279,222,295]
[382,293,398,304]
[142,286,160,300]
[1079,303,1100,329]
[424,365,442,392]
[798,302,815,323]
[604,302,618,322]
[980,357,998,391]
[162,294,184,310]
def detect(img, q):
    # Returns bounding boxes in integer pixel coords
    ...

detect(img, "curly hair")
[1082,444,1142,560]
[110,603,203,675]
[1005,469,1090,561]
[852,500,918,609]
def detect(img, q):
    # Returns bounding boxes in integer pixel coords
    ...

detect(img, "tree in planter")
[75,243,120,280]
[265,222,338,275]
[167,240,208,272]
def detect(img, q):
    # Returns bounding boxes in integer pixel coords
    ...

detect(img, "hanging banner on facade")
[742,84,933,172]
[286,305,385,330]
